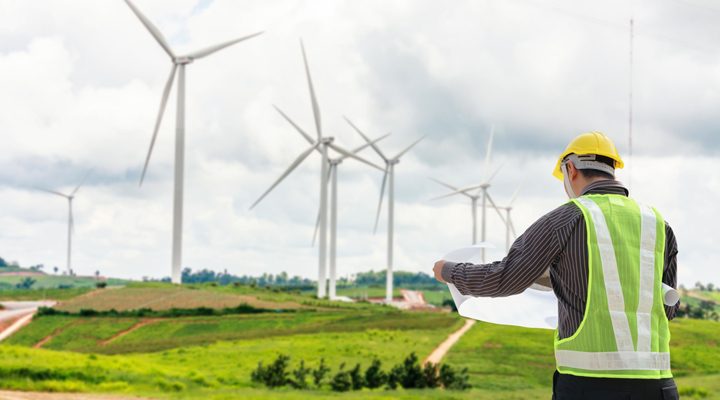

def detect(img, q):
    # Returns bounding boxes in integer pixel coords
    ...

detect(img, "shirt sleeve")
[663,221,679,320]
[442,209,564,297]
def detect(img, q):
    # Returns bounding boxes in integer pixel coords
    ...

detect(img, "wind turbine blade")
[429,178,474,200]
[430,183,483,200]
[140,64,177,186]
[345,133,390,158]
[486,161,505,185]
[71,170,92,196]
[312,165,333,246]
[37,188,69,199]
[273,105,316,146]
[508,178,526,207]
[344,116,387,161]
[430,177,459,191]
[509,215,517,238]
[373,168,388,234]
[327,142,384,171]
[482,125,495,181]
[485,191,507,225]
[186,31,263,60]
[249,143,319,210]
[300,40,321,139]
[124,0,175,58]
[393,136,425,159]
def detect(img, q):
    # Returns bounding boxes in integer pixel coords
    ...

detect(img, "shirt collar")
[581,179,629,197]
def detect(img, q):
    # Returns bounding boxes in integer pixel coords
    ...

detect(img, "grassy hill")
[0,282,718,399]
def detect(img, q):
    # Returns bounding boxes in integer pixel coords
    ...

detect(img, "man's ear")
[566,160,578,180]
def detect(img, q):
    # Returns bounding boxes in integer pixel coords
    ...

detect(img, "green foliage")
[422,362,441,388]
[364,359,386,388]
[312,358,330,388]
[95,281,107,289]
[348,363,363,390]
[15,277,36,289]
[36,303,272,318]
[290,360,310,389]
[250,354,291,388]
[439,364,471,390]
[330,363,352,392]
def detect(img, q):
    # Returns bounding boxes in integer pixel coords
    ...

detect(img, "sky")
[0,0,718,286]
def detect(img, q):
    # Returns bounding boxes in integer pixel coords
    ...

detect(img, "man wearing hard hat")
[433,132,679,399]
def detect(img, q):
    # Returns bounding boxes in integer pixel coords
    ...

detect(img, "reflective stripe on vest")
[555,195,671,378]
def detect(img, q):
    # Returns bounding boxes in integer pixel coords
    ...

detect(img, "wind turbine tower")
[250,42,381,298]
[38,172,90,275]
[124,0,262,284]
[345,117,424,303]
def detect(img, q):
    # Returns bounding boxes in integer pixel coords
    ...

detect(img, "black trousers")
[552,371,679,400]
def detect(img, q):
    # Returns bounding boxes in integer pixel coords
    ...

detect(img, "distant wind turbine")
[345,117,424,303]
[312,134,390,299]
[38,171,91,275]
[124,0,263,284]
[485,183,523,252]
[250,41,383,299]
[430,127,505,262]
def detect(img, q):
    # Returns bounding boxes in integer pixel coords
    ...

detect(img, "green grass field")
[0,317,717,399]
[0,283,718,399]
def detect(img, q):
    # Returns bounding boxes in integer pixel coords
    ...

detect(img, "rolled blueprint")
[444,245,558,330]
[662,283,680,306]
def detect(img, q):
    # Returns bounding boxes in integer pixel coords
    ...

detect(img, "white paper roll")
[662,284,680,306]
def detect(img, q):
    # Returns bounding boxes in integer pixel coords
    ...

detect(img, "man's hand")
[433,260,446,283]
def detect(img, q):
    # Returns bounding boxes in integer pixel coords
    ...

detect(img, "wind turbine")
[249,41,383,299]
[430,127,504,263]
[124,0,262,284]
[429,177,494,245]
[311,134,390,299]
[38,172,90,276]
[345,117,424,303]
[487,184,523,253]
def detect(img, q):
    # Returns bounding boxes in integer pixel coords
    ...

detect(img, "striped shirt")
[442,179,679,339]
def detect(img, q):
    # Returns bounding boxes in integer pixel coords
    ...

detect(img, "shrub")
[251,354,291,388]
[422,362,441,388]
[330,363,352,392]
[397,352,425,388]
[349,363,363,390]
[290,360,310,389]
[386,364,403,389]
[95,282,107,289]
[364,359,386,389]
[312,358,330,388]
[439,364,471,390]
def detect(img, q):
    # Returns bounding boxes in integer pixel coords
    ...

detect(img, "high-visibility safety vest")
[554,194,672,379]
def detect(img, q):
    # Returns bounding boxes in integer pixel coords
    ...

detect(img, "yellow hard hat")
[552,131,624,180]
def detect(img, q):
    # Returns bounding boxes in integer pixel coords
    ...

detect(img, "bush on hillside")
[35,303,278,319]
[96,282,107,289]
[251,353,471,391]
[15,277,36,289]
[364,359,386,388]
[329,363,352,392]
[312,358,330,388]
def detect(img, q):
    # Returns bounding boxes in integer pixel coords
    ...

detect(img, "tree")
[349,363,364,390]
[53,266,59,275]
[364,359,387,389]
[330,363,352,392]
[290,360,310,389]
[695,281,705,291]
[15,277,36,289]
[0,256,7,267]
[707,283,715,292]
[312,358,330,388]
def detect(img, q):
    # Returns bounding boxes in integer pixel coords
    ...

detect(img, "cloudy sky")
[1,0,718,286]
